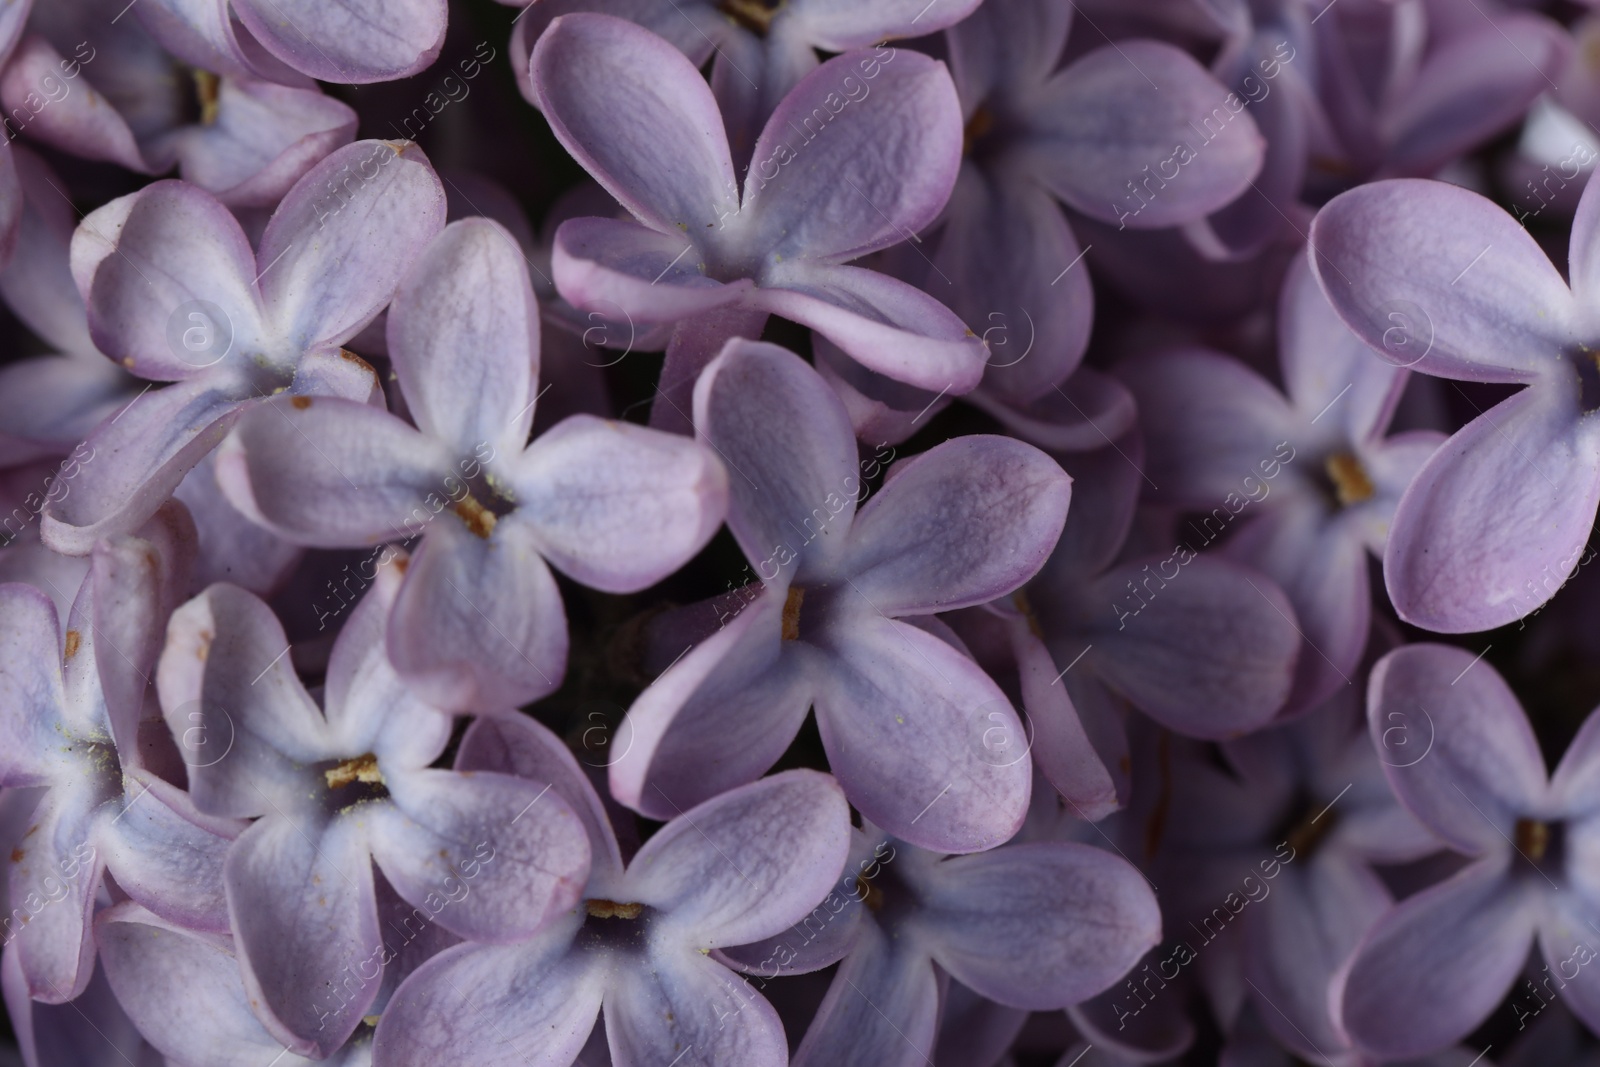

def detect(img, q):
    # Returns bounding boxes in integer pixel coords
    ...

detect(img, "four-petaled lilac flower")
[1338,643,1600,1057]
[0,503,238,1004]
[46,138,446,555]
[720,821,1160,1067]
[372,713,852,1067]
[611,338,1070,853]
[216,217,729,711]
[155,558,593,1056]
[532,13,987,432]
[1119,255,1444,712]
[1311,168,1600,633]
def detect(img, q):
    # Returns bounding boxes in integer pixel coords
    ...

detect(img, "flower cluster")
[2,0,1600,1065]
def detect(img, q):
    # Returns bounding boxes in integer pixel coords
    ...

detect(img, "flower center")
[717,0,782,35]
[325,753,383,789]
[1516,817,1551,861]
[192,69,221,126]
[452,495,497,539]
[585,899,644,919]
[781,586,805,642]
[1323,451,1374,507]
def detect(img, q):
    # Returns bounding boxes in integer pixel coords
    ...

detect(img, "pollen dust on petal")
[326,753,383,788]
[290,396,313,410]
[585,899,644,919]
[781,586,804,642]
[63,630,81,660]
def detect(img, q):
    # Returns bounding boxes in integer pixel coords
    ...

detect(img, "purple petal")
[369,768,590,943]
[1338,857,1536,1059]
[256,140,446,353]
[693,339,860,580]
[624,769,850,948]
[792,924,940,1067]
[605,947,788,1067]
[813,614,1031,853]
[839,435,1070,615]
[551,216,749,324]
[9,784,100,1002]
[0,583,65,786]
[508,415,727,592]
[388,517,568,710]
[1030,41,1265,228]
[231,0,445,82]
[226,813,379,1056]
[1383,388,1599,632]
[785,0,983,49]
[945,0,1073,109]
[388,218,540,460]
[532,14,739,234]
[218,394,454,547]
[742,48,962,263]
[1309,179,1576,383]
[1367,643,1546,853]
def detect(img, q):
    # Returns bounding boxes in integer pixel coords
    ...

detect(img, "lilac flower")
[1337,643,1600,1057]
[531,13,986,431]
[719,822,1159,1067]
[95,903,374,1067]
[132,0,445,84]
[1118,255,1444,712]
[1022,429,1303,748]
[0,503,239,1004]
[925,0,1267,428]
[1310,169,1600,632]
[0,149,137,468]
[371,713,852,1067]
[155,559,593,1056]
[511,0,983,159]
[216,217,729,711]
[2,0,358,203]
[43,137,446,555]
[611,338,1071,853]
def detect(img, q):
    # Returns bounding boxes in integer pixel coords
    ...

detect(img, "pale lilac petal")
[606,948,787,1067]
[1338,857,1536,1060]
[1539,893,1600,1036]
[134,0,306,82]
[648,305,772,434]
[840,435,1070,615]
[9,784,100,1002]
[813,614,1030,853]
[1074,558,1300,738]
[173,451,303,594]
[1309,179,1576,382]
[742,48,962,262]
[754,264,986,393]
[2,149,90,356]
[1030,41,1265,228]
[964,366,1138,454]
[387,218,539,460]
[75,182,268,381]
[232,0,445,82]
[157,583,330,818]
[372,931,602,1067]
[369,768,589,943]
[1550,705,1600,814]
[41,377,247,556]
[388,516,568,710]
[609,588,813,822]
[226,813,379,1056]
[532,13,739,234]
[159,78,358,209]
[0,583,65,786]
[1367,644,1546,853]
[1277,252,1404,444]
[458,713,625,893]
[811,333,944,446]
[786,0,983,49]
[1571,164,1600,310]
[792,924,939,1067]
[551,216,749,323]
[218,394,454,547]
[0,36,145,173]
[933,165,1091,404]
[508,415,727,592]
[920,842,1160,1008]
[0,356,133,462]
[256,140,446,353]
[692,339,860,581]
[1383,388,1600,632]
[945,0,1073,108]
[96,904,330,1067]
[624,769,850,949]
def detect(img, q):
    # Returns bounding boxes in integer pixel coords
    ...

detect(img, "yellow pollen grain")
[781,586,804,641]
[63,630,81,660]
[453,495,497,539]
[193,69,221,125]
[585,899,644,919]
[325,753,383,789]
